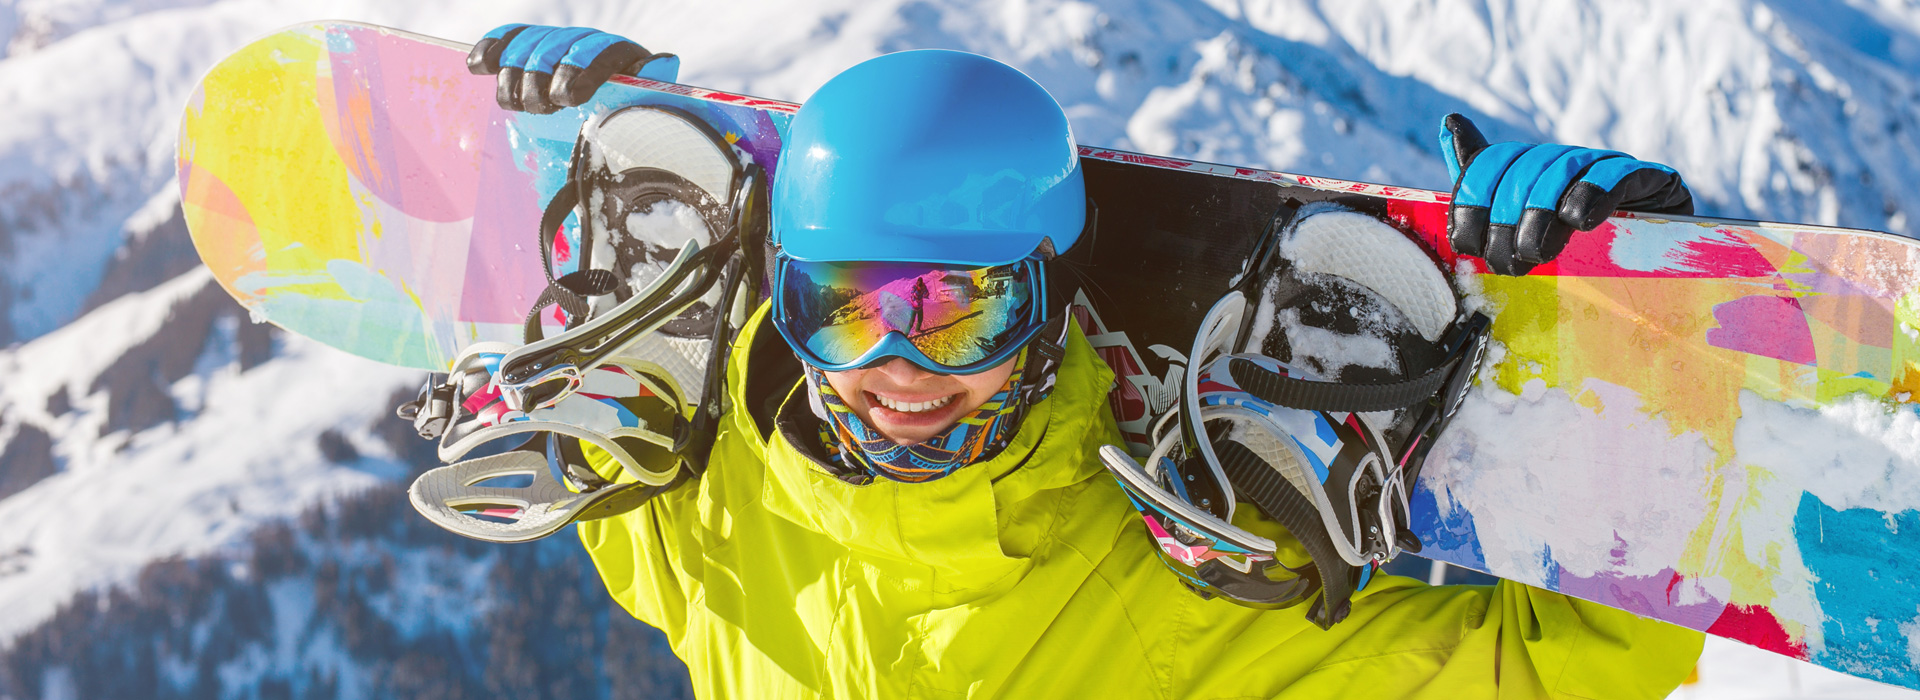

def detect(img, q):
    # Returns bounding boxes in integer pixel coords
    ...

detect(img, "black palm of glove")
[468,24,681,114]
[1439,113,1694,275]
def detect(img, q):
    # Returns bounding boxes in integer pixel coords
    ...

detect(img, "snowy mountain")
[2,0,1919,697]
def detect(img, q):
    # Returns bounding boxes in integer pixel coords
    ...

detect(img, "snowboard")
[177,21,1920,689]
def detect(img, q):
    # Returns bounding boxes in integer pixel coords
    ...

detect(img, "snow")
[1277,204,1457,342]
[0,0,1916,697]
[1678,635,1920,700]
[1732,391,1920,518]
[1428,377,1722,582]
[1421,348,1920,695]
[1266,305,1400,375]
[618,203,712,296]
[0,265,208,419]
[1427,373,1920,697]
[0,299,421,640]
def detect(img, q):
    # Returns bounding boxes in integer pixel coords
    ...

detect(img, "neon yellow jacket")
[578,305,1703,699]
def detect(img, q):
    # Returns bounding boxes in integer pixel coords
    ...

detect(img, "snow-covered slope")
[1,0,1918,697]
[0,268,428,641]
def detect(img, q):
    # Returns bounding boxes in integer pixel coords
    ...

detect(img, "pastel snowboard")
[177,22,1920,689]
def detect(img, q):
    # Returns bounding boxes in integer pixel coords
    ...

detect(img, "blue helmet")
[771,50,1086,266]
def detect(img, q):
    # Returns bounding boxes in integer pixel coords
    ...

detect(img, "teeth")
[873,393,955,414]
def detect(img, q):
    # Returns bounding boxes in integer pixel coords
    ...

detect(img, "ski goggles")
[771,255,1049,374]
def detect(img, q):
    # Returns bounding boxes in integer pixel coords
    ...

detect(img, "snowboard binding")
[1100,202,1490,629]
[402,343,692,542]
[400,105,767,542]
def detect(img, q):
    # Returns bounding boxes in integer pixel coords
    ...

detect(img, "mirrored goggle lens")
[778,259,1038,368]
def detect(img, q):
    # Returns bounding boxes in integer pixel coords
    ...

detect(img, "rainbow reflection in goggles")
[774,258,1045,373]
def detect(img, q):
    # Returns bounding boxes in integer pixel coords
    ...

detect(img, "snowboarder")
[908,276,930,335]
[466,23,1705,698]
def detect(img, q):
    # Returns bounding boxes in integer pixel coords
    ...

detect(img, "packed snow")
[2,0,1920,697]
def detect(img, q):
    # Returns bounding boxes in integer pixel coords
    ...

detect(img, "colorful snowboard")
[178,22,1920,689]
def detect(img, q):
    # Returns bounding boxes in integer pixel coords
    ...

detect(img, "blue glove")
[1439,113,1693,275]
[467,24,681,114]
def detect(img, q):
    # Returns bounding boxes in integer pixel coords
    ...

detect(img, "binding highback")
[400,104,768,542]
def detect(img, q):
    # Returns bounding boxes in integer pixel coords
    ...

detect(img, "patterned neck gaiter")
[804,349,1031,483]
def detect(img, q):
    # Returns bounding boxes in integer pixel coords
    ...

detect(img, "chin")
[874,424,947,447]
[868,414,965,446]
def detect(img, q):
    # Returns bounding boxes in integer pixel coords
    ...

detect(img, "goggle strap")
[1212,439,1359,630]
[1048,200,1102,265]
[1016,307,1072,405]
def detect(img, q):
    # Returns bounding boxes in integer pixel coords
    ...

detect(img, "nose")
[875,357,937,384]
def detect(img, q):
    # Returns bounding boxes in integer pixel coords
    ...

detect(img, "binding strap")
[408,434,686,544]
[1225,310,1490,414]
[1226,356,1452,413]
[1211,439,1358,629]
[520,181,627,343]
[519,172,661,344]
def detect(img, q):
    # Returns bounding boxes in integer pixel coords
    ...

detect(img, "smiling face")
[820,355,1020,446]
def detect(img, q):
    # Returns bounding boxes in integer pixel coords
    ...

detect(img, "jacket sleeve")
[1173,570,1704,699]
[573,445,700,640]
[568,303,783,641]
[1421,579,1706,699]
[1308,576,1707,700]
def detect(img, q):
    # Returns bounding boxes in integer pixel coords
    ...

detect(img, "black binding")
[1211,440,1356,629]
